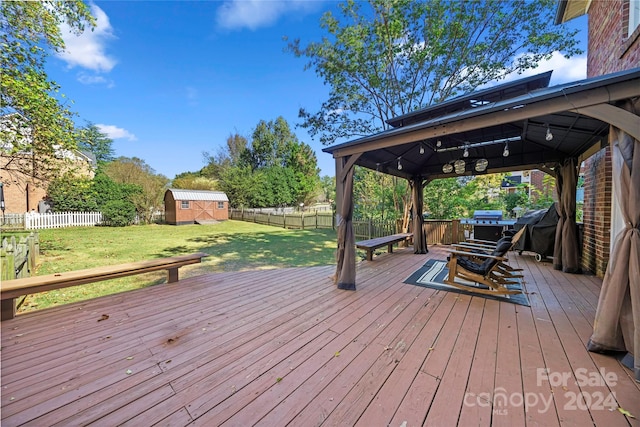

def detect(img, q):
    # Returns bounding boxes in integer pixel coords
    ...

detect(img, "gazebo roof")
[323,68,640,180]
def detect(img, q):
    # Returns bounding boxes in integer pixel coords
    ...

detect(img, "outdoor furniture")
[0,252,209,320]
[445,229,526,295]
[356,233,413,261]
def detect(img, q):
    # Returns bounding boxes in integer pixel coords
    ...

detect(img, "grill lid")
[472,210,503,220]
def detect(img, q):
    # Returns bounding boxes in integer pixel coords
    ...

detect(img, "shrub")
[101,200,136,227]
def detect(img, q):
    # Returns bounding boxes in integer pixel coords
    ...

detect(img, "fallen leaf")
[335,351,341,357]
[126,369,132,375]
[618,407,635,418]
[126,356,134,360]
[98,314,109,322]
[428,347,434,351]
[276,377,283,383]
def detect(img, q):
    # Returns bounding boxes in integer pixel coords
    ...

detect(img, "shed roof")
[166,189,229,202]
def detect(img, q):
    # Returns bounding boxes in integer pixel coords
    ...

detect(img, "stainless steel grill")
[461,210,515,241]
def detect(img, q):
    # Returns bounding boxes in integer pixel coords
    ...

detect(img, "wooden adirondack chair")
[444,226,527,296]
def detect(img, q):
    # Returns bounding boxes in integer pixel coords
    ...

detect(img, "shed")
[164,189,229,225]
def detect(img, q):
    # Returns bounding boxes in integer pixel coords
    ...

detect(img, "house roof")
[555,0,590,24]
[323,67,640,180]
[166,189,229,202]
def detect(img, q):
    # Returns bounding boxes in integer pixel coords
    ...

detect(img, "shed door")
[194,201,215,221]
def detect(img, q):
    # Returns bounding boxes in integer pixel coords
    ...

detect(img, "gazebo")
[323,68,640,380]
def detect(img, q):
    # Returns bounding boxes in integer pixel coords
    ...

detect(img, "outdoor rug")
[404,259,530,306]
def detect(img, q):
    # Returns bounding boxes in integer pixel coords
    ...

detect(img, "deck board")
[1,246,638,426]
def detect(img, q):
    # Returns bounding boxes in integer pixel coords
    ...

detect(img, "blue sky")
[48,1,588,179]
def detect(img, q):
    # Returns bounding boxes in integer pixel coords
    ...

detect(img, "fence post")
[301,212,304,230]
[368,218,373,239]
[4,238,16,281]
[451,219,460,244]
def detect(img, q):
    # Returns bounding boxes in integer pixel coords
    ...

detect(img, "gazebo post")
[334,155,359,290]
[411,176,428,254]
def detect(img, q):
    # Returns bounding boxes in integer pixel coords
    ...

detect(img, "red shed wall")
[171,200,229,225]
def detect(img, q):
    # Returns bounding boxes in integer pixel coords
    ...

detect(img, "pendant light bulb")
[503,143,510,157]
[397,158,402,170]
[419,145,425,155]
[436,140,442,148]
[463,146,469,158]
[546,126,553,141]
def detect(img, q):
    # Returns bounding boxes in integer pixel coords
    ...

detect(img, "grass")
[17,220,338,313]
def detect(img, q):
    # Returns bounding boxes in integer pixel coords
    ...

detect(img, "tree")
[171,174,220,191]
[78,122,115,164]
[1,1,95,181]
[202,132,248,180]
[211,117,320,208]
[46,173,98,212]
[288,0,581,145]
[102,157,169,224]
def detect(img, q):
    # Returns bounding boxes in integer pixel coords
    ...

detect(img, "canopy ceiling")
[323,68,640,181]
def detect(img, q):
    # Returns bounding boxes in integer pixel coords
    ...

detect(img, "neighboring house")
[501,170,556,202]
[0,113,96,214]
[164,189,229,225]
[556,0,640,276]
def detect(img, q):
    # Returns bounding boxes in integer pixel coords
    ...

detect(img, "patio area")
[1,245,639,426]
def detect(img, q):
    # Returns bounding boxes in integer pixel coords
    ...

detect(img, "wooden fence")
[1,232,39,281]
[229,209,335,230]
[229,208,470,245]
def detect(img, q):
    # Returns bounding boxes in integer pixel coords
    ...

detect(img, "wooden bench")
[0,252,208,320]
[356,233,413,261]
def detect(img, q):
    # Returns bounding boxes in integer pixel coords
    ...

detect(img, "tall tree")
[288,0,581,145]
[1,1,95,180]
[103,157,169,224]
[78,122,115,164]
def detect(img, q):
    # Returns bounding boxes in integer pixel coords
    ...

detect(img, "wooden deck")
[1,246,639,426]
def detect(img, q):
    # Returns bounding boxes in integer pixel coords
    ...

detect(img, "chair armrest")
[448,250,506,261]
[466,238,499,245]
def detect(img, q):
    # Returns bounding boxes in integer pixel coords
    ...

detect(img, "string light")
[397,158,403,170]
[463,146,469,158]
[436,140,442,148]
[419,145,425,155]
[546,125,554,141]
[503,142,510,157]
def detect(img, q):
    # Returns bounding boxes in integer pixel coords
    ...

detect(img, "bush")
[101,200,136,227]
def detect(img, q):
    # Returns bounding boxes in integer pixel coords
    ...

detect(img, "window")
[630,0,640,37]
[181,200,190,209]
[217,201,224,209]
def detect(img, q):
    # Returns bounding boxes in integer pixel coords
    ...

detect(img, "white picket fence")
[24,211,103,230]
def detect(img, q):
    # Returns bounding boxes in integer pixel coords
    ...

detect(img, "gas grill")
[460,210,516,242]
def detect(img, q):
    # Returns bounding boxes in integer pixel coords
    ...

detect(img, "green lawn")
[19,220,337,312]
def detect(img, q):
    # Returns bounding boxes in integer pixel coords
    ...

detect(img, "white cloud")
[501,51,587,86]
[216,0,320,31]
[96,124,137,141]
[57,4,117,72]
[77,72,115,88]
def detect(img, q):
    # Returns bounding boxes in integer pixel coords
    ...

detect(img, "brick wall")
[587,0,640,77]
[580,0,639,277]
[0,174,47,214]
[581,146,612,276]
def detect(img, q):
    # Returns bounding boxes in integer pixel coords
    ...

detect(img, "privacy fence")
[1,232,39,281]
[228,208,468,245]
